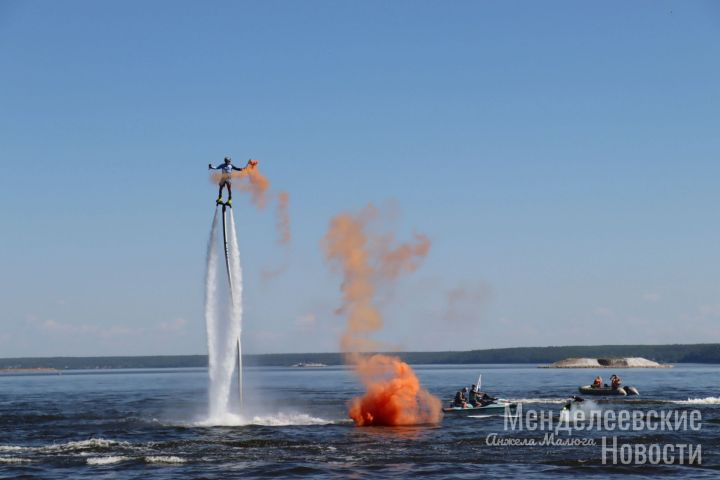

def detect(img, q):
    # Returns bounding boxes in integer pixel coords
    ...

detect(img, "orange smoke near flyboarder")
[209,158,291,246]
[208,157,259,206]
[210,158,268,208]
[242,165,270,209]
[323,205,442,426]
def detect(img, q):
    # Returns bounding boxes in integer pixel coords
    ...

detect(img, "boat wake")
[506,398,567,405]
[673,396,720,405]
[507,396,720,406]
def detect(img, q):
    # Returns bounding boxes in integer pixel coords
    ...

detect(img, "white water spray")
[227,210,244,406]
[204,206,243,421]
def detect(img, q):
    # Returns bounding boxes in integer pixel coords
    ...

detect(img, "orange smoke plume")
[349,354,443,426]
[324,206,382,353]
[323,204,441,426]
[377,233,431,279]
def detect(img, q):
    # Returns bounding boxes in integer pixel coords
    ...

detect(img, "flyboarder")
[208,156,256,206]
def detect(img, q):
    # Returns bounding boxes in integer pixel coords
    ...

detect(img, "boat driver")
[469,385,480,406]
[470,386,494,407]
[453,389,468,408]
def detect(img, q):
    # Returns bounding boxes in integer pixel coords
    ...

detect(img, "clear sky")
[1,1,719,356]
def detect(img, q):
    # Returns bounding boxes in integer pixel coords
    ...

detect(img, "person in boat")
[469,385,480,406]
[469,387,495,407]
[592,376,603,388]
[453,388,468,408]
[610,374,622,389]
[208,156,252,205]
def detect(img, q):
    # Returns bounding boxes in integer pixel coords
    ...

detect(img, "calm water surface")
[1,364,718,479]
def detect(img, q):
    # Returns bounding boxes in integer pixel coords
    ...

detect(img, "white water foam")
[250,412,333,426]
[0,438,130,454]
[0,446,28,452]
[194,411,334,427]
[674,396,720,405]
[87,456,129,465]
[0,457,31,464]
[145,455,186,464]
[42,438,131,453]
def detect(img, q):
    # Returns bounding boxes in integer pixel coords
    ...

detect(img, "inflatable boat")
[578,385,639,396]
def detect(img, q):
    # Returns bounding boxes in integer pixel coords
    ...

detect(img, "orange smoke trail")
[276,191,291,245]
[244,167,270,209]
[323,204,442,426]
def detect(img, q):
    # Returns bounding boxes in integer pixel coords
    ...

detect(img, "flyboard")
[220,202,243,408]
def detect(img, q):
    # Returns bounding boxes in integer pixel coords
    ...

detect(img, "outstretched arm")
[208,163,218,170]
[231,165,244,171]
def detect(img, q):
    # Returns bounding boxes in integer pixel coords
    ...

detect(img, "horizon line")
[2,342,717,360]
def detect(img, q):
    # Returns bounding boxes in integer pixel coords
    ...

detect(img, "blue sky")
[1,1,719,356]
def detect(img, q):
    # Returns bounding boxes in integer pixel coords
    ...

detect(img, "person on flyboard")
[208,156,258,206]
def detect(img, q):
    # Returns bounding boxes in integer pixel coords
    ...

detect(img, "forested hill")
[1,344,718,370]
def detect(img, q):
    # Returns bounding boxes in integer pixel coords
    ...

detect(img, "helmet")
[224,156,231,163]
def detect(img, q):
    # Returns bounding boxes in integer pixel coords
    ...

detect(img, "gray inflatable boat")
[578,385,639,396]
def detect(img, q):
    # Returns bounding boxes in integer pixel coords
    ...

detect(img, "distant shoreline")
[0,367,59,375]
[0,344,718,370]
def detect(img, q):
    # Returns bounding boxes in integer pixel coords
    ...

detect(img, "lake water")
[1,364,718,478]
